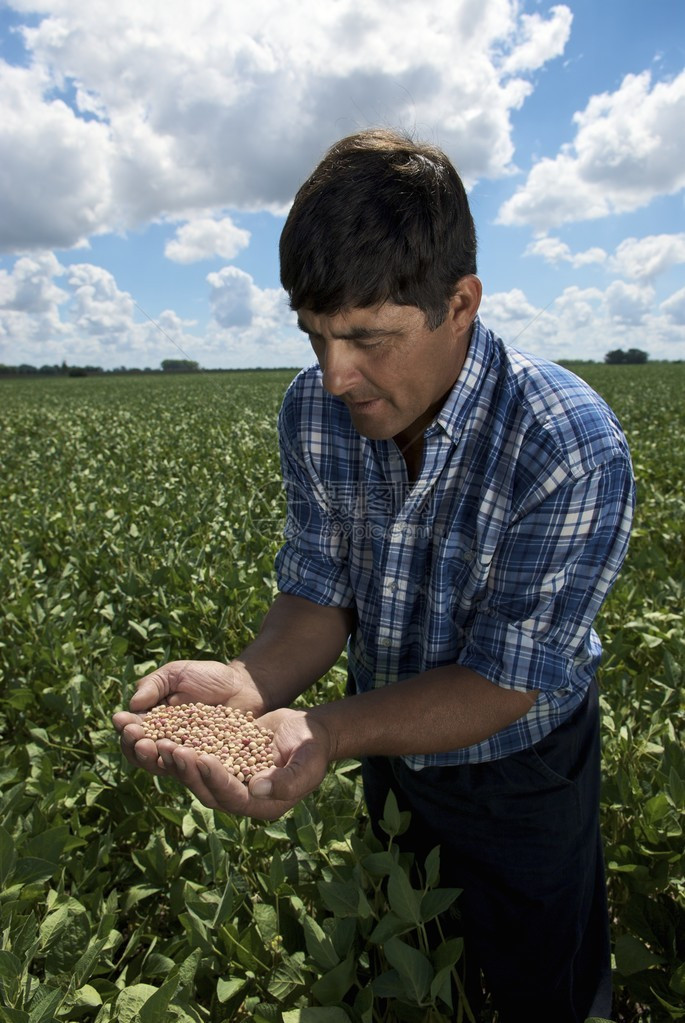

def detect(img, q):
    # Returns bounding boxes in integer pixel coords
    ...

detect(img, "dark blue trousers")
[361,681,612,1023]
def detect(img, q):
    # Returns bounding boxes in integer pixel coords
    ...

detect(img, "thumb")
[129,670,169,712]
[249,741,327,803]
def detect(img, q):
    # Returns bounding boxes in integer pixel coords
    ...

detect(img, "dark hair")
[279,128,477,329]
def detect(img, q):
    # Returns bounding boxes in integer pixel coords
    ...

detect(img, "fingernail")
[251,778,273,798]
[197,761,209,778]
[174,757,186,773]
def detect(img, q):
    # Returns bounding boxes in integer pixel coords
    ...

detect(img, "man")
[114,129,635,1021]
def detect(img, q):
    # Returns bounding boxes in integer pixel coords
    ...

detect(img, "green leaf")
[420,887,461,922]
[653,992,685,1019]
[379,789,400,837]
[123,885,162,911]
[253,902,279,946]
[430,966,453,1010]
[269,848,286,890]
[317,879,365,918]
[24,825,69,864]
[0,826,17,887]
[387,866,422,925]
[282,1010,350,1022]
[668,766,685,808]
[292,802,320,855]
[111,635,129,658]
[27,986,64,1023]
[383,937,433,1004]
[72,985,102,1011]
[330,917,357,961]
[175,948,202,992]
[40,898,91,973]
[0,1012,29,1023]
[72,936,110,988]
[0,950,22,1004]
[614,933,666,976]
[423,846,441,888]
[268,953,308,1002]
[139,974,180,1023]
[303,916,341,971]
[371,969,406,999]
[432,937,464,972]
[643,793,671,825]
[115,984,159,1023]
[361,850,396,878]
[12,857,60,886]
[368,911,409,944]
[310,954,356,1005]
[670,961,685,996]
[216,977,248,1004]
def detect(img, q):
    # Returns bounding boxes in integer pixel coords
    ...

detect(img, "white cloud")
[604,280,655,326]
[207,266,256,328]
[2,251,683,367]
[499,4,573,75]
[479,284,685,361]
[0,251,67,311]
[67,264,136,337]
[165,216,251,264]
[661,286,685,325]
[480,287,558,342]
[0,61,113,250]
[498,69,685,229]
[0,0,573,252]
[609,233,685,280]
[203,265,311,366]
[0,252,68,359]
[525,236,607,267]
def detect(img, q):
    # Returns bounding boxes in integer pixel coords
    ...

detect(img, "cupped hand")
[117,705,334,821]
[112,658,264,778]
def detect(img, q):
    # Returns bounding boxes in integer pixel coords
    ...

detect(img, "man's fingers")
[177,751,252,813]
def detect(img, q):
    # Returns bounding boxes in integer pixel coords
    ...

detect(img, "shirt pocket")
[427,533,485,621]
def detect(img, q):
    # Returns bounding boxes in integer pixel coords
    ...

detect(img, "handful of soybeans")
[142,702,275,784]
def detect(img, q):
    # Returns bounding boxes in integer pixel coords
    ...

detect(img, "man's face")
[296,299,472,453]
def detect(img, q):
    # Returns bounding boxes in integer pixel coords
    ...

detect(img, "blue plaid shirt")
[275,317,635,766]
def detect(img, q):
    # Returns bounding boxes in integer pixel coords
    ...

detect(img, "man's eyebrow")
[296,318,397,341]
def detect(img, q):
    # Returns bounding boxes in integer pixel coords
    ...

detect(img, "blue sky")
[0,0,683,369]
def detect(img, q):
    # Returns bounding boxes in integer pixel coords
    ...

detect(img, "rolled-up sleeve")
[457,454,635,696]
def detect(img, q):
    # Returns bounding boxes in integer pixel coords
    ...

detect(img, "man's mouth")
[347,396,381,410]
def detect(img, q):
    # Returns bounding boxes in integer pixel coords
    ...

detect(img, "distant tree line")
[604,348,649,364]
[0,360,300,377]
[0,359,199,377]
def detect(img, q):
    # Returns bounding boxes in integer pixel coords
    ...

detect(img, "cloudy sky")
[1,0,684,369]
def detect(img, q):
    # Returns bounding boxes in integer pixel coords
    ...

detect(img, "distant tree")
[605,348,649,365]
[161,358,200,373]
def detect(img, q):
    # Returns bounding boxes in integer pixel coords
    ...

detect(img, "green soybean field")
[1,364,683,1023]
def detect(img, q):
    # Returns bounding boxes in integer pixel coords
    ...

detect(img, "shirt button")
[379,637,392,647]
[386,580,398,592]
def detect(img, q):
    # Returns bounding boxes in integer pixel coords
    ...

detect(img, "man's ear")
[448,275,482,332]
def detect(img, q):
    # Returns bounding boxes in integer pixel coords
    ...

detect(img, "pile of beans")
[142,702,275,783]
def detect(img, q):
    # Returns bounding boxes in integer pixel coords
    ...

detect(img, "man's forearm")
[310,666,539,760]
[232,593,355,713]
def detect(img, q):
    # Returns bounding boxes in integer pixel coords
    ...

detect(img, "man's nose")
[320,341,360,396]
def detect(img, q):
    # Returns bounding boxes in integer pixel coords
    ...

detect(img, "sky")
[0,0,684,370]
